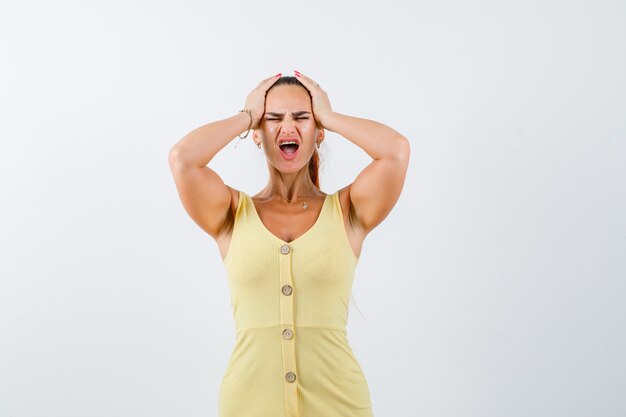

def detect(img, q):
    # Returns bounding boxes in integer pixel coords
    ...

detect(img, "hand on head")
[293,70,333,129]
[243,73,282,130]
[243,71,333,131]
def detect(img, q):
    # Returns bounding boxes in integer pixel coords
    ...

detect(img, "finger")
[265,74,282,88]
[295,71,320,89]
[255,74,279,89]
[295,70,311,83]
[295,70,313,82]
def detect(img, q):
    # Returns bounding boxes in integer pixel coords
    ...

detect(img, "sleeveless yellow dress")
[219,189,374,417]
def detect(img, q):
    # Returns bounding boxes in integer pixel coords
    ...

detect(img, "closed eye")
[266,117,309,121]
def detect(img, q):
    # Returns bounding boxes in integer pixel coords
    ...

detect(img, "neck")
[263,166,320,202]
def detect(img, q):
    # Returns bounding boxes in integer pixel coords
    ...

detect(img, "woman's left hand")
[294,70,334,129]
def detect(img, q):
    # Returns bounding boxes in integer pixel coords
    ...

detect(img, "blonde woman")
[168,71,410,417]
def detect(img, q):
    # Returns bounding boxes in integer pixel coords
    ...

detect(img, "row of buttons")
[281,243,297,386]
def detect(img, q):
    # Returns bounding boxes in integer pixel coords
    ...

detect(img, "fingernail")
[276,73,282,77]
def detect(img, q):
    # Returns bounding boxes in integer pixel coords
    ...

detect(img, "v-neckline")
[247,192,331,245]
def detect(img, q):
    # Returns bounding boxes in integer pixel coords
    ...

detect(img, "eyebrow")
[265,111,311,117]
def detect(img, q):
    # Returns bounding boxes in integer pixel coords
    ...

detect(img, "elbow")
[168,147,180,163]
[393,135,411,161]
[168,146,188,168]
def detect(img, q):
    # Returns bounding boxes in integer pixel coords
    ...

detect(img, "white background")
[1,1,625,416]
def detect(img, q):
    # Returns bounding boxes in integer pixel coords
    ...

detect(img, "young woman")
[168,71,410,417]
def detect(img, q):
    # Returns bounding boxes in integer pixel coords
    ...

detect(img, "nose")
[280,117,297,136]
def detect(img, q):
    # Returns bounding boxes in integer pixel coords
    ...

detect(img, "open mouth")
[279,141,300,159]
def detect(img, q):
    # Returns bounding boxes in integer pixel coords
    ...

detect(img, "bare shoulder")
[338,184,366,232]
[338,184,352,220]
[211,185,242,261]
[220,185,241,236]
[337,184,369,259]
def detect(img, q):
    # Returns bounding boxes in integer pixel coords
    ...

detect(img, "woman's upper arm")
[348,137,410,234]
[168,155,235,239]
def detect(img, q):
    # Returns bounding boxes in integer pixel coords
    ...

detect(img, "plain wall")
[1,0,625,416]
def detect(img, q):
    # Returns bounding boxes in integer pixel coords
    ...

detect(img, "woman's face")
[254,84,323,173]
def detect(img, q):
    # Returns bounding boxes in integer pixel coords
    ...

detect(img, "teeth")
[280,141,298,146]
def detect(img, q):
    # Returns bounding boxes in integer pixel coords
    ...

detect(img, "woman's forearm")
[169,112,251,167]
[322,112,409,160]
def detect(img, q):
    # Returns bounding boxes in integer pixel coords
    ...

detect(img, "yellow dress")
[219,189,374,417]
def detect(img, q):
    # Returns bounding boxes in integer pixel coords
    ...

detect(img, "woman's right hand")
[243,73,282,129]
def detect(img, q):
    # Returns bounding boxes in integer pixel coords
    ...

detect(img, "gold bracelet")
[238,109,253,139]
